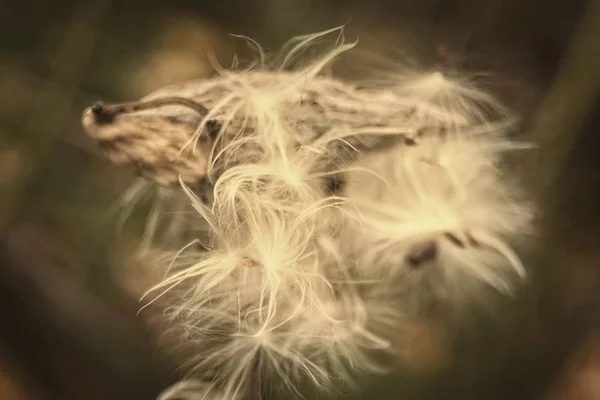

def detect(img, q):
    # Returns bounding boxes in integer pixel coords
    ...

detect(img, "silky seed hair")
[81,26,536,400]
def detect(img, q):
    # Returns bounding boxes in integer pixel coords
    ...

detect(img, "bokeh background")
[1,0,599,399]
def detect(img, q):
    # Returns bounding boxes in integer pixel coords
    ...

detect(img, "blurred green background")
[1,0,599,399]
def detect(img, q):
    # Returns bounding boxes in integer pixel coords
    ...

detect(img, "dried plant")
[81,27,535,400]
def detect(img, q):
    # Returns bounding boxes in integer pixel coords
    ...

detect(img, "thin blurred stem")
[527,0,600,205]
[515,3,600,391]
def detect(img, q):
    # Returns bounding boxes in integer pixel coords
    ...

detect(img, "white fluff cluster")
[141,28,534,400]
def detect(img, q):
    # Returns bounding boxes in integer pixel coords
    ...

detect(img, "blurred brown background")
[1,0,599,399]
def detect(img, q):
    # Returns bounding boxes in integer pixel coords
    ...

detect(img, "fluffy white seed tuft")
[117,27,537,400]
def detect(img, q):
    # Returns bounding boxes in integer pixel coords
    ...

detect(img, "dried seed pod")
[81,96,218,188]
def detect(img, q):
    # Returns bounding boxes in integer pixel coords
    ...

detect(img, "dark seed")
[466,233,480,247]
[444,232,465,248]
[407,241,438,268]
[206,120,221,141]
[404,136,418,146]
[325,175,344,194]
